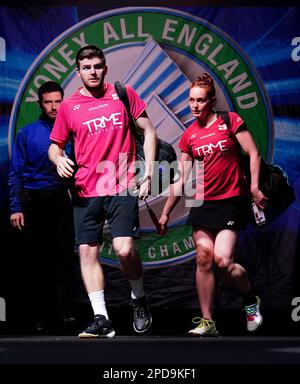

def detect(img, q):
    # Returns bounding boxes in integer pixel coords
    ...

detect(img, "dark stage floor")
[1,335,300,382]
[1,335,300,364]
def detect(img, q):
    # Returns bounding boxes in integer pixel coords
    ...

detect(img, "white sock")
[88,290,109,319]
[129,278,145,299]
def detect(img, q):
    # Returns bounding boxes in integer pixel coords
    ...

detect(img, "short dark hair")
[75,45,106,69]
[38,81,64,102]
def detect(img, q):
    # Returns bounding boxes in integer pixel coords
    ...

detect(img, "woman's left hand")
[251,187,269,210]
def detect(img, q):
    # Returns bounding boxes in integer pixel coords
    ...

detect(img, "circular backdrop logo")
[8,7,273,269]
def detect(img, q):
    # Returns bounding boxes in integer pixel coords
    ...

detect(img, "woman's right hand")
[159,212,169,236]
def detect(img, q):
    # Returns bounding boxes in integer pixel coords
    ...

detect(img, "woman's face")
[189,86,215,119]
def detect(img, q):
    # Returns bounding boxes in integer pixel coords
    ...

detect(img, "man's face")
[77,57,107,90]
[39,91,63,121]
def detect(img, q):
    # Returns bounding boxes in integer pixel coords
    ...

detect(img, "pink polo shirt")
[179,112,247,201]
[50,83,147,196]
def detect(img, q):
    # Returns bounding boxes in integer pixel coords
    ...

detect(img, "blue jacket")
[9,116,71,214]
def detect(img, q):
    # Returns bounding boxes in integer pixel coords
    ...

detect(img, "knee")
[215,256,234,274]
[115,246,134,261]
[196,246,213,272]
[215,256,232,272]
[79,244,98,266]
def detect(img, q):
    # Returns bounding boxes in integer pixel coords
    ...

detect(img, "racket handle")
[145,201,165,236]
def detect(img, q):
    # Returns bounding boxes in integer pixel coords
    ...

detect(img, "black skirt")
[186,196,248,231]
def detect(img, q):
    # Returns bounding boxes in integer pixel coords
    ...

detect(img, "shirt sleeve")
[179,131,192,155]
[8,129,27,213]
[50,103,70,146]
[229,112,247,134]
[126,85,147,120]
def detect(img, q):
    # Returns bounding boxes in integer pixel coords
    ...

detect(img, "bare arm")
[135,111,157,199]
[48,142,75,179]
[159,152,193,233]
[236,130,268,209]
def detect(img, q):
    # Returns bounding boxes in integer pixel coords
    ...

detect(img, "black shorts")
[186,196,248,231]
[73,195,140,245]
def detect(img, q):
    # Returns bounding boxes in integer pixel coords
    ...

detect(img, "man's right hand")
[56,156,75,178]
[10,212,25,231]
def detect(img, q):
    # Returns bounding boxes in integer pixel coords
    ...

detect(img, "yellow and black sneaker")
[188,317,219,337]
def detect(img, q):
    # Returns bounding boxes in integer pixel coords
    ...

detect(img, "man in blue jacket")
[9,81,79,334]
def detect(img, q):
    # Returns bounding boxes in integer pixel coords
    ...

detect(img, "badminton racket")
[144,198,165,236]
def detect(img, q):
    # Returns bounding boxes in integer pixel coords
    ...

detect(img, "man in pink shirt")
[49,45,157,338]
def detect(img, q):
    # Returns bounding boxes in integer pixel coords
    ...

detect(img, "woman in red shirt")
[159,73,268,336]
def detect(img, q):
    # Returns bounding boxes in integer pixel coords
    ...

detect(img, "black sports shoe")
[78,314,115,338]
[131,296,152,333]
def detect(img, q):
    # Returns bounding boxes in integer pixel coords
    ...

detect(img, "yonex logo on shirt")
[73,104,81,110]
[112,93,119,100]
[218,124,227,131]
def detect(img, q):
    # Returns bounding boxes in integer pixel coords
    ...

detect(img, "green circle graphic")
[9,7,273,268]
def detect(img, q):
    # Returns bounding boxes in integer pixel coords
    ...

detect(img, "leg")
[193,228,215,320]
[107,195,151,333]
[214,229,260,296]
[74,196,114,338]
[23,191,56,333]
[78,243,115,338]
[79,242,109,319]
[189,228,219,336]
[107,195,141,282]
[53,191,82,326]
[214,229,251,293]
[112,237,142,281]
[79,244,108,319]
[214,230,263,332]
[113,236,152,333]
[79,243,104,293]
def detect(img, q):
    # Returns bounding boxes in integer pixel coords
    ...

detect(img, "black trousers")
[14,188,79,329]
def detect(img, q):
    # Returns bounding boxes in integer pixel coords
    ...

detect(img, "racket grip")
[147,205,165,236]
